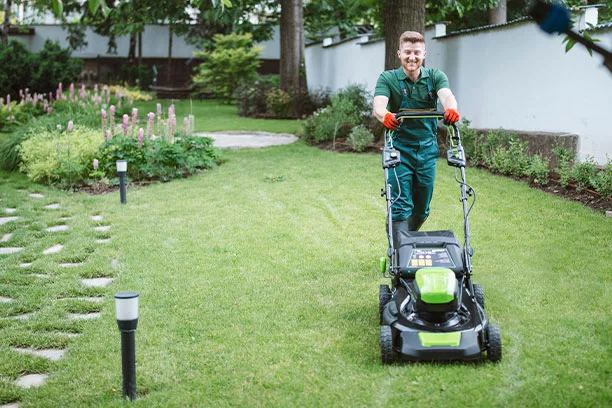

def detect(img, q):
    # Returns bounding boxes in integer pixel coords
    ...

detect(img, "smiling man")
[373,31,460,246]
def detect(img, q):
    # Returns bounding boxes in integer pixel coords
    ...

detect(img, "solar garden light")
[116,160,127,204]
[114,292,139,401]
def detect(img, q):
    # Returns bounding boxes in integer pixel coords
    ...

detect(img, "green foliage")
[590,157,612,197]
[97,135,225,182]
[266,89,293,117]
[552,142,575,188]
[490,137,530,178]
[30,40,83,97]
[192,33,262,103]
[18,125,102,188]
[235,75,279,117]
[525,154,550,186]
[347,124,375,152]
[299,84,370,144]
[572,156,598,191]
[0,40,34,100]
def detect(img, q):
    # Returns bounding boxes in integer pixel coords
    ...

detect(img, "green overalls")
[388,68,439,228]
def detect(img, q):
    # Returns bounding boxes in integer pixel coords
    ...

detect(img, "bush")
[489,136,530,177]
[525,154,550,186]
[552,142,575,188]
[0,40,34,100]
[572,156,598,191]
[235,75,278,117]
[347,125,375,152]
[97,135,225,182]
[30,40,82,97]
[590,157,612,197]
[192,33,261,103]
[18,125,102,188]
[266,89,293,117]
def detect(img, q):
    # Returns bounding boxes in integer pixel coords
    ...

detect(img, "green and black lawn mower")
[378,111,502,363]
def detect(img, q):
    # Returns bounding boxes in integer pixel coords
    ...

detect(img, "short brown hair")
[399,31,425,48]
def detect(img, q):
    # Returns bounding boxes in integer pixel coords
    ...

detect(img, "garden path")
[195,131,298,149]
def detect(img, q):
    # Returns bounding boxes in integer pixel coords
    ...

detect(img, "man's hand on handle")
[383,112,400,130]
[443,108,460,125]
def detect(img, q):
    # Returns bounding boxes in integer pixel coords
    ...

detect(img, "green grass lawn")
[134,99,304,134]
[1,137,611,406]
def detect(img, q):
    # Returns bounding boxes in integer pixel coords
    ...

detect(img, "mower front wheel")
[486,324,502,363]
[380,325,394,364]
[379,285,392,324]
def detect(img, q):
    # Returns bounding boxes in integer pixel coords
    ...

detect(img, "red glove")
[382,112,400,130]
[444,108,460,125]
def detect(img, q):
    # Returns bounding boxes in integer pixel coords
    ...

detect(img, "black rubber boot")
[408,216,427,231]
[392,220,409,250]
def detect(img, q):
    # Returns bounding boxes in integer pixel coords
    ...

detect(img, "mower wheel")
[487,324,502,363]
[380,325,394,364]
[379,285,392,324]
[474,284,485,308]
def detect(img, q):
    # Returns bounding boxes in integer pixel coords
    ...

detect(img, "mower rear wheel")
[379,285,392,324]
[474,284,485,308]
[380,325,394,364]
[487,324,502,362]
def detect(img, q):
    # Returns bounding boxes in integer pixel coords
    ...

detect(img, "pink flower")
[101,109,107,120]
[137,128,144,147]
[156,103,162,116]
[109,105,115,117]
[147,112,155,122]
[106,130,112,141]
[93,159,99,170]
[122,114,129,136]
[7,94,11,112]
[67,121,73,132]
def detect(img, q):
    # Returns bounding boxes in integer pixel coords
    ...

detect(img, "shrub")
[0,40,34,100]
[489,136,530,177]
[552,142,575,188]
[18,125,102,188]
[192,33,261,103]
[572,156,597,191]
[347,125,375,152]
[266,89,293,117]
[30,40,82,97]
[235,75,278,117]
[590,157,612,197]
[526,154,550,186]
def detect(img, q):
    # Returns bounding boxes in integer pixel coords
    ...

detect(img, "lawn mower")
[378,111,502,363]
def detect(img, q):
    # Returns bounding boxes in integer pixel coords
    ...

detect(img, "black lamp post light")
[114,292,139,400]
[116,160,127,204]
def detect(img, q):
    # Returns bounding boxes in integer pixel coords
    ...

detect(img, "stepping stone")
[29,193,44,198]
[29,274,50,279]
[94,225,111,232]
[68,312,101,320]
[14,373,48,388]
[4,208,17,213]
[90,215,104,221]
[59,262,83,268]
[58,217,72,221]
[111,258,119,269]
[12,312,36,320]
[45,225,69,232]
[81,277,114,287]
[43,244,63,254]
[95,239,111,244]
[19,263,32,268]
[44,203,61,210]
[12,348,66,361]
[1,403,21,408]
[0,247,23,255]
[0,296,13,303]
[1,233,13,242]
[0,216,20,225]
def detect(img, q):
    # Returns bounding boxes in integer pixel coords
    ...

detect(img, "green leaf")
[89,0,101,15]
[53,0,63,17]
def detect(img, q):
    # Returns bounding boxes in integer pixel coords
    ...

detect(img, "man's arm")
[373,95,391,123]
[437,88,457,110]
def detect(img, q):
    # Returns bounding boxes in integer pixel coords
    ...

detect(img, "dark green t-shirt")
[374,67,450,112]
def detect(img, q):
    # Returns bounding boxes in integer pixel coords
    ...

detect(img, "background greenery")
[1,138,610,407]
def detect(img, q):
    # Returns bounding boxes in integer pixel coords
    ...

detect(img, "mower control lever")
[447,145,466,168]
[382,147,401,169]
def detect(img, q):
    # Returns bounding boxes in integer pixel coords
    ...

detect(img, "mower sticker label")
[409,248,455,268]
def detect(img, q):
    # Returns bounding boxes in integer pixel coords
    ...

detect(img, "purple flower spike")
[137,128,144,147]
[157,103,162,116]
[122,114,129,135]
[101,109,107,119]
[110,105,115,116]
[67,121,74,132]
[93,159,99,170]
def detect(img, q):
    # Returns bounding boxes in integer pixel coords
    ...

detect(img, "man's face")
[397,41,426,75]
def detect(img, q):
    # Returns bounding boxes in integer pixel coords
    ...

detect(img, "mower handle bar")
[394,111,446,120]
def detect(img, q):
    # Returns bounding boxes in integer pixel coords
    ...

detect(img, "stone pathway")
[196,130,298,149]
[0,192,118,401]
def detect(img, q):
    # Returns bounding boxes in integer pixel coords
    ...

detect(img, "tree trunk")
[138,32,142,66]
[280,0,306,95]
[383,0,425,70]
[167,23,173,85]
[1,0,12,46]
[489,0,507,25]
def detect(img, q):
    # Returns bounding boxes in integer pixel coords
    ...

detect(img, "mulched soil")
[315,137,612,214]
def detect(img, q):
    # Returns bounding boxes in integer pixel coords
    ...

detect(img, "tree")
[1,0,12,46]
[383,0,425,70]
[279,0,307,97]
[489,0,507,25]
